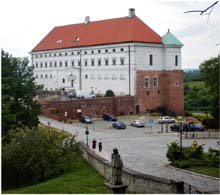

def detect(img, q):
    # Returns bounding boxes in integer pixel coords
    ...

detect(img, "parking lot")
[73,115,173,135]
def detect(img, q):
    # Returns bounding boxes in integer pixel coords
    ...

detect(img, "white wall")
[31,42,182,94]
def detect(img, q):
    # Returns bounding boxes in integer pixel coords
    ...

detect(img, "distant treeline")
[184,69,203,82]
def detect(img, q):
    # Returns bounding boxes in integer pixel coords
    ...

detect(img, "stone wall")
[80,142,184,194]
[41,96,135,121]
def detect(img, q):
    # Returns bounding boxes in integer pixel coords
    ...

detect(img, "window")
[77,51,80,55]
[62,78,65,83]
[153,77,158,88]
[98,50,101,53]
[59,61,62,67]
[175,55,178,66]
[98,59,101,66]
[84,51,87,54]
[112,74,117,80]
[35,63,38,68]
[105,59,109,65]
[175,81,179,87]
[45,74,48,79]
[104,74,109,80]
[45,62,47,68]
[59,53,62,56]
[120,74,125,80]
[112,58,116,65]
[144,77,150,88]
[91,50,94,54]
[97,74,102,80]
[50,62,52,67]
[65,61,68,67]
[149,54,153,66]
[40,54,42,57]
[54,61,57,67]
[36,54,38,58]
[120,57,125,65]
[85,74,88,79]
[84,60,88,66]
[35,74,38,79]
[78,60,81,66]
[54,53,56,57]
[91,59,95,66]
[90,74,95,80]
[50,74,53,79]
[41,74,43,78]
[105,49,108,53]
[49,53,51,57]
[71,60,74,67]
[112,49,116,52]
[65,52,68,56]
[120,48,124,52]
[71,52,74,55]
[45,54,47,57]
[40,63,43,68]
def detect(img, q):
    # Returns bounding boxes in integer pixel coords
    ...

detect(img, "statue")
[110,148,123,185]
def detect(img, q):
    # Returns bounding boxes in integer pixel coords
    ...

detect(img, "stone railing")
[79,142,184,194]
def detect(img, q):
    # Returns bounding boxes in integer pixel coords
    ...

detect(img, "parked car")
[112,121,126,129]
[102,113,117,121]
[170,123,184,131]
[158,116,176,124]
[76,90,96,98]
[79,116,92,124]
[184,122,205,131]
[131,120,145,127]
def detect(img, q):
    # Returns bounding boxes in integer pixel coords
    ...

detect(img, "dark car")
[102,113,117,121]
[170,123,184,131]
[79,116,92,124]
[112,121,126,129]
[185,122,204,131]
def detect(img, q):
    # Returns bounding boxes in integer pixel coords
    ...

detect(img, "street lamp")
[178,116,183,150]
[85,123,89,147]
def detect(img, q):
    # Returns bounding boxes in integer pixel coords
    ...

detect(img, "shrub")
[2,126,80,189]
[166,142,184,163]
[206,148,220,167]
[104,89,115,97]
[173,159,191,168]
[202,118,219,129]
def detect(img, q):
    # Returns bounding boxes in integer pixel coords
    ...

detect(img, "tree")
[1,50,42,136]
[199,56,220,119]
[105,89,115,97]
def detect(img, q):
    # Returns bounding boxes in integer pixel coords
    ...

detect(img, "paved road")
[39,115,220,193]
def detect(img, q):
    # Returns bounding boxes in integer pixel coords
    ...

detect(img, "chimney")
[84,16,90,24]
[128,8,135,18]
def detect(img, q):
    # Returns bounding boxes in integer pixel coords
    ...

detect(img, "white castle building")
[31,8,183,97]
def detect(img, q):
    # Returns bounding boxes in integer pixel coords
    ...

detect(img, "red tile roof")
[32,16,162,52]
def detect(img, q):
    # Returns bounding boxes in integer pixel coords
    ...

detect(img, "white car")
[131,120,145,127]
[158,116,175,124]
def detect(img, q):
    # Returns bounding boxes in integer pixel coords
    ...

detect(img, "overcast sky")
[1,0,219,69]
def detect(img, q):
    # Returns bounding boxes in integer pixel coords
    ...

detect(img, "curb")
[167,165,220,181]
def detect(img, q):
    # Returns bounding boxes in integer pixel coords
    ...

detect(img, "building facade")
[31,9,184,114]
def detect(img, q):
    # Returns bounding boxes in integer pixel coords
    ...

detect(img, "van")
[76,90,96,98]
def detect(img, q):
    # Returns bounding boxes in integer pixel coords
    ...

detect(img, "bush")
[173,159,191,168]
[2,126,81,189]
[202,118,219,129]
[166,142,184,163]
[206,148,220,167]
[104,89,115,97]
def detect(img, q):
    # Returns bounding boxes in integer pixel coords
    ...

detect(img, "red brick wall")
[135,70,184,114]
[42,96,135,121]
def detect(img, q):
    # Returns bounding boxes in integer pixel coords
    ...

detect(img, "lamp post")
[161,122,163,133]
[178,116,183,150]
[85,124,89,147]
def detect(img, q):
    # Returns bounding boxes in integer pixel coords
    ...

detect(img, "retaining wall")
[79,142,184,194]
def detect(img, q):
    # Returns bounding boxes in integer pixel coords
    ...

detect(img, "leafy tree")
[105,89,115,97]
[199,57,220,119]
[2,126,80,189]
[2,50,42,136]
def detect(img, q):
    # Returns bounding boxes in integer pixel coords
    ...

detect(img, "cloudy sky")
[1,0,219,69]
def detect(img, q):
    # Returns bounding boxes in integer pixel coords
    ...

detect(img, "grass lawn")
[2,157,108,194]
[185,81,205,89]
[188,166,220,178]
